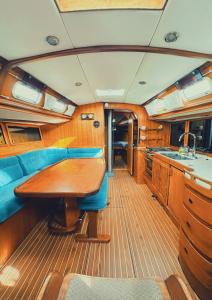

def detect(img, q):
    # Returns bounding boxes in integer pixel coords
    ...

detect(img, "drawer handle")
[184,247,188,254]
[188,198,193,204]
[186,221,191,228]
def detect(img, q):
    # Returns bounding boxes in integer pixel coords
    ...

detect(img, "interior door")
[127,119,134,175]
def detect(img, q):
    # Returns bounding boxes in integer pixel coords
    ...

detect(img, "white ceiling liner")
[0,0,211,105]
[150,0,212,53]
[21,56,95,105]
[78,52,145,101]
[127,54,206,104]
[0,0,73,59]
[61,10,162,47]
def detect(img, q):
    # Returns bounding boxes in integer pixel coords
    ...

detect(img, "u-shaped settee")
[0,147,106,223]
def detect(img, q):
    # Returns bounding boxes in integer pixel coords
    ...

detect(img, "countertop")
[157,151,212,183]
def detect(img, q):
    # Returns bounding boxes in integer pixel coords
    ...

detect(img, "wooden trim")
[0,101,72,122]
[184,121,190,146]
[38,272,64,300]
[6,46,212,69]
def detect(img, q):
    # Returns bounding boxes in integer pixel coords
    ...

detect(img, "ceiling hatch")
[55,0,167,12]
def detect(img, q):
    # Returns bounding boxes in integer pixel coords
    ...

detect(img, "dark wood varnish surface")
[0,171,193,300]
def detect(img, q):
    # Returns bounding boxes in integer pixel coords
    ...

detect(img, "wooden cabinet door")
[152,158,160,192]
[158,160,170,205]
[168,166,184,224]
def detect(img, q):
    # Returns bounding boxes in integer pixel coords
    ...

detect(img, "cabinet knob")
[188,198,193,204]
[186,221,191,228]
[184,247,188,254]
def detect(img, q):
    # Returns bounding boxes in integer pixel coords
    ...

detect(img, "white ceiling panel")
[0,0,72,60]
[78,52,145,102]
[151,0,212,53]
[61,10,162,47]
[21,56,95,105]
[127,54,206,104]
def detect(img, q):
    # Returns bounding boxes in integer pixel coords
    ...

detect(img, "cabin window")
[44,94,67,114]
[188,119,212,153]
[12,81,42,105]
[0,126,6,145]
[170,122,185,147]
[55,0,167,12]
[7,125,42,144]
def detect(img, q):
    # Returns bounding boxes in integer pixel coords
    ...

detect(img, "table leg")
[48,197,80,233]
[75,211,111,243]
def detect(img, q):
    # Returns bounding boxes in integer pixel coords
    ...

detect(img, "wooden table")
[15,158,106,235]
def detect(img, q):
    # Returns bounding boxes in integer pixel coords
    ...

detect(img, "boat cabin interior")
[0,1,212,299]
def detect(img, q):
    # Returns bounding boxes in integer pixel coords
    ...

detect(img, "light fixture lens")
[164,31,179,43]
[139,81,146,85]
[46,35,60,46]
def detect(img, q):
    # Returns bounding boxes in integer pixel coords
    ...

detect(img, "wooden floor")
[0,170,186,300]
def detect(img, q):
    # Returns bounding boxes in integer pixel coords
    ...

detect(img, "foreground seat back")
[67,147,103,158]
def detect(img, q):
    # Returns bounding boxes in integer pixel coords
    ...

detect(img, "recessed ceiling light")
[46,35,60,46]
[75,82,82,86]
[139,81,147,85]
[164,31,179,43]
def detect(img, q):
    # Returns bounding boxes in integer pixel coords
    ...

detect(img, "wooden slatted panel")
[0,170,188,300]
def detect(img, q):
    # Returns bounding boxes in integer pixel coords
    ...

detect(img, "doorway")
[105,109,138,175]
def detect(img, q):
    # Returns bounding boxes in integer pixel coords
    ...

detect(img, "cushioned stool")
[75,175,110,243]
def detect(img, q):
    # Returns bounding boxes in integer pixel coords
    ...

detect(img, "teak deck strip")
[0,171,188,300]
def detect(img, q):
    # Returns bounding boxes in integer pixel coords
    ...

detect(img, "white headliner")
[0,0,211,105]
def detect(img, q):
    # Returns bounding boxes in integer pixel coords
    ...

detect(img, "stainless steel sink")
[161,153,192,160]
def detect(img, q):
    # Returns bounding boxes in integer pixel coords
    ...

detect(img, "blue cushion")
[78,175,108,211]
[45,148,68,165]
[67,148,103,159]
[0,174,33,223]
[17,149,50,175]
[0,156,24,187]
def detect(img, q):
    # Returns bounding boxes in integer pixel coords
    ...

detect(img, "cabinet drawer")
[179,230,212,290]
[181,205,212,259]
[184,187,212,225]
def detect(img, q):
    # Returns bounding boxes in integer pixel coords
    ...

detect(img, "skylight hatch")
[55,0,167,12]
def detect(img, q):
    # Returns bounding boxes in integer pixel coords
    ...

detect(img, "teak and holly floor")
[0,171,187,300]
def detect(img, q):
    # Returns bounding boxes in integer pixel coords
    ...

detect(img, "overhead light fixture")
[164,31,179,43]
[46,35,60,46]
[55,0,167,12]
[96,89,125,97]
[139,81,147,85]
[75,82,82,87]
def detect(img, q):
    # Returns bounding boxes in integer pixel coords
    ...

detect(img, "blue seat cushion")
[67,148,103,159]
[17,149,50,175]
[0,156,24,187]
[0,173,37,223]
[45,148,68,165]
[78,175,108,211]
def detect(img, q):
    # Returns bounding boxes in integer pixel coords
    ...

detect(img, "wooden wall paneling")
[41,103,105,149]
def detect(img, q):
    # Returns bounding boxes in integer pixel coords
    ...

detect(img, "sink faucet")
[179,132,197,158]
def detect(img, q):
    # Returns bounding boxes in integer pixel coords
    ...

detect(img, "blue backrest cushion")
[45,148,68,164]
[67,148,103,158]
[17,149,49,175]
[0,156,24,187]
